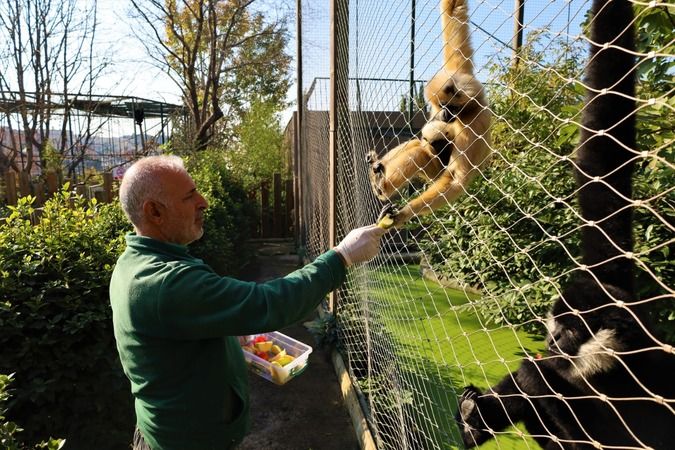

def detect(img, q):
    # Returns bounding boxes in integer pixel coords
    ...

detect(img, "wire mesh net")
[298,0,673,448]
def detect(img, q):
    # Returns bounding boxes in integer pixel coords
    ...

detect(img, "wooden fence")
[251,173,294,239]
[2,170,116,207]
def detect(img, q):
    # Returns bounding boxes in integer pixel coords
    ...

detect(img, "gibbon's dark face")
[426,71,484,122]
[544,280,631,379]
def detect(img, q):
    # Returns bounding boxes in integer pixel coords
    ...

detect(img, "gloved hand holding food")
[334,224,388,267]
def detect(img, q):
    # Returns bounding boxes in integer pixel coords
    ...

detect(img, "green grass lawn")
[366,264,546,449]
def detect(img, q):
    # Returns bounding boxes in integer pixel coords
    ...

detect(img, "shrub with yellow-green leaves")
[0,191,133,449]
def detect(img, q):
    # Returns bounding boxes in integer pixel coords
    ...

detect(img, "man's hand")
[334,225,388,267]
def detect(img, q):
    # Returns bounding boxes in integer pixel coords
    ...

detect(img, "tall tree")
[129,0,292,152]
[0,0,105,179]
[226,96,287,189]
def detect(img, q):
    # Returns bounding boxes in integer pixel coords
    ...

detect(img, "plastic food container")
[239,331,313,385]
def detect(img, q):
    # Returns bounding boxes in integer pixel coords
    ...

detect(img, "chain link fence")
[295,1,674,448]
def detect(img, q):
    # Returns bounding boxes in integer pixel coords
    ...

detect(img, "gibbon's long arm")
[428,0,484,122]
[396,149,478,224]
[458,361,595,449]
[367,120,489,227]
[441,0,474,74]
[575,0,637,294]
[367,139,445,201]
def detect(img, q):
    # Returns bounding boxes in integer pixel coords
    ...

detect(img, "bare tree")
[128,0,291,152]
[0,0,107,181]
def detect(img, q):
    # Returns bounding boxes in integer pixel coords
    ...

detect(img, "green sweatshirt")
[109,234,346,450]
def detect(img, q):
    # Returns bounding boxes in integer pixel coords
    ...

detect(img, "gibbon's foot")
[456,385,489,448]
[366,150,384,174]
[367,150,388,201]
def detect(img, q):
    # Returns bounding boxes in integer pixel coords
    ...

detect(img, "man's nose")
[197,193,208,209]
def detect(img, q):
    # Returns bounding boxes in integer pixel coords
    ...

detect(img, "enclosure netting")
[298,1,673,448]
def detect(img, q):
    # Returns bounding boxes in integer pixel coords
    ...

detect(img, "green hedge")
[0,192,133,449]
[187,148,258,276]
[0,160,257,448]
[0,373,64,450]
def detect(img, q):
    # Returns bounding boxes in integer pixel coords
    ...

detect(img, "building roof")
[0,91,185,119]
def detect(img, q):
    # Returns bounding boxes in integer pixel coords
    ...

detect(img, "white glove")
[334,224,388,267]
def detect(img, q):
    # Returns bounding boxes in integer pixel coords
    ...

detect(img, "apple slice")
[254,341,273,352]
[270,349,287,362]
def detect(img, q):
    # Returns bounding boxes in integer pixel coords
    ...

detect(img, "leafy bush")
[303,307,339,351]
[631,3,675,340]
[0,373,64,450]
[0,192,133,449]
[186,148,258,275]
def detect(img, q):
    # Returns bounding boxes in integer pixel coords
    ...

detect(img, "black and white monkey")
[367,0,491,228]
[455,0,675,449]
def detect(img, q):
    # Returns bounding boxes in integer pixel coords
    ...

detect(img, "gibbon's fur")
[367,0,491,228]
[457,278,675,449]
[455,0,675,448]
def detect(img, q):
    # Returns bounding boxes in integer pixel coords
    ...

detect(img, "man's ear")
[143,200,164,225]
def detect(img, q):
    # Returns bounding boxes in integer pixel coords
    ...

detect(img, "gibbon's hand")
[378,203,414,228]
[421,119,453,143]
[456,385,490,448]
[334,225,388,267]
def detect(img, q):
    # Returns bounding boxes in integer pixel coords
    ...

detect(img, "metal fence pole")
[295,0,304,250]
[409,0,416,123]
[329,0,348,312]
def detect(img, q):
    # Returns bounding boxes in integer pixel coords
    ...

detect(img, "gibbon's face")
[426,70,484,122]
[544,283,628,379]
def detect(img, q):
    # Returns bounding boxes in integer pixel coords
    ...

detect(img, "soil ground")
[237,241,359,450]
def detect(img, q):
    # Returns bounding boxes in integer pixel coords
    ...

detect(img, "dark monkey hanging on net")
[454,1,675,449]
[367,0,491,228]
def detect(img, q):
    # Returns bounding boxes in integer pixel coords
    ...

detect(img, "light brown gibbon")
[367,0,491,228]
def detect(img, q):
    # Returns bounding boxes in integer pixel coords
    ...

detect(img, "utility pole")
[512,0,525,68]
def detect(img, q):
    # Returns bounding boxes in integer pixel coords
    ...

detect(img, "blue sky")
[93,1,181,104]
[297,0,592,113]
[0,0,597,149]
[30,0,593,127]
